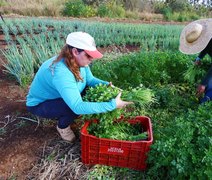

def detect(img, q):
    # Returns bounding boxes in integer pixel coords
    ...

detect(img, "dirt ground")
[0,61,58,179]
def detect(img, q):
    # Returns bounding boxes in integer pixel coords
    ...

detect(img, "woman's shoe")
[56,126,76,142]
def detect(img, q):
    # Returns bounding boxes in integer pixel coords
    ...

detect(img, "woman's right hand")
[193,57,201,66]
[194,60,201,66]
[196,84,206,97]
[115,92,133,109]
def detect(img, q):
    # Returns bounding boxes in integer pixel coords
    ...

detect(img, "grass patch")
[27,139,90,179]
[1,0,66,16]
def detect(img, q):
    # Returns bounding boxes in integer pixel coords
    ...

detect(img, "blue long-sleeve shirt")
[26,56,116,115]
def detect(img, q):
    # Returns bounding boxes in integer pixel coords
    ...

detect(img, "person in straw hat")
[26,32,132,142]
[179,18,212,103]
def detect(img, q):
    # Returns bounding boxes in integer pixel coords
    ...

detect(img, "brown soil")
[0,52,58,179]
[0,124,57,179]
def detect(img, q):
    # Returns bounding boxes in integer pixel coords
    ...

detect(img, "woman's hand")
[196,84,206,97]
[194,60,201,66]
[108,82,123,91]
[115,92,133,109]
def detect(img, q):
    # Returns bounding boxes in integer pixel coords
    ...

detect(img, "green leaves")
[147,102,212,179]
[122,85,156,106]
[91,51,190,89]
[183,63,206,84]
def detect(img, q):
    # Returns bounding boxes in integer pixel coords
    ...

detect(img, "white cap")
[66,32,103,59]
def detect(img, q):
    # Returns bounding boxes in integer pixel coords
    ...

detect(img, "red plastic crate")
[80,116,153,170]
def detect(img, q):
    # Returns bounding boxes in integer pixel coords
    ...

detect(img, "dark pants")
[27,98,79,129]
[200,78,212,103]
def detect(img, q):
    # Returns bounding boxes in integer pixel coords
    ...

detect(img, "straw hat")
[179,18,212,54]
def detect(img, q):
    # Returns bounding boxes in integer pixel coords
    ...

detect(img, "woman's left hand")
[108,82,123,91]
[115,92,133,109]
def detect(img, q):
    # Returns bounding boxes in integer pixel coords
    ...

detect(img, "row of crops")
[0,17,211,179]
[1,18,182,48]
[0,18,183,87]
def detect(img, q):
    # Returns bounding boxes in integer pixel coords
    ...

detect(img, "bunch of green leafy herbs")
[82,84,155,141]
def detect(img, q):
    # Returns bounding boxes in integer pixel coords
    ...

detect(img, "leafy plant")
[147,102,212,179]
[183,59,211,84]
[88,165,145,179]
[62,0,95,17]
[91,51,190,89]
[1,44,34,88]
[97,1,125,18]
[183,63,206,84]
